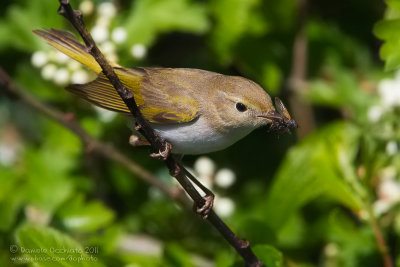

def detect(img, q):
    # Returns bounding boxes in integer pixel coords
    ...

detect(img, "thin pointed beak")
[257,110,285,122]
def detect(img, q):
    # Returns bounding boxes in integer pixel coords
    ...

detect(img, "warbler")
[33,29,297,155]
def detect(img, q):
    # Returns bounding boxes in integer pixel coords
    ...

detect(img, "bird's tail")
[33,29,114,73]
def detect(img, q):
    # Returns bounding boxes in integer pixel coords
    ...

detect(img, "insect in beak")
[258,97,298,134]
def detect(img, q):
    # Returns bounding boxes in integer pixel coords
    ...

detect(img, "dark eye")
[236,102,247,112]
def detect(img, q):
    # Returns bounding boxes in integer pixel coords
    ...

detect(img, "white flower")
[373,200,392,216]
[112,27,127,43]
[367,105,383,122]
[118,234,162,256]
[54,68,70,85]
[378,74,400,107]
[100,41,115,56]
[324,243,339,257]
[98,2,117,19]
[131,44,147,60]
[215,168,236,188]
[54,51,69,64]
[41,64,57,80]
[91,25,109,43]
[31,51,48,68]
[71,70,90,84]
[67,60,81,71]
[106,53,119,64]
[95,106,116,123]
[79,0,94,15]
[0,143,17,166]
[194,157,215,177]
[214,197,235,217]
[386,141,398,156]
[378,178,400,203]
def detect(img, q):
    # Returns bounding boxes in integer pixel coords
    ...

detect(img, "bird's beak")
[257,110,285,123]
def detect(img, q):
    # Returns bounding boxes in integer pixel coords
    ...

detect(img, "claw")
[195,194,214,219]
[150,142,172,160]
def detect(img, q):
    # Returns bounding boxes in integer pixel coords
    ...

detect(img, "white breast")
[151,116,256,155]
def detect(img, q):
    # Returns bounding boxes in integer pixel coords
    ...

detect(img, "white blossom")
[373,200,392,216]
[67,60,81,71]
[41,64,57,80]
[324,243,339,257]
[215,168,236,188]
[131,44,147,60]
[100,41,116,56]
[214,197,235,217]
[71,70,90,84]
[95,106,116,123]
[374,176,400,216]
[98,2,116,19]
[0,143,17,166]
[54,68,70,85]
[91,25,109,43]
[112,27,127,43]
[386,141,398,156]
[31,51,48,68]
[367,105,383,123]
[378,70,400,107]
[194,157,215,178]
[79,0,94,15]
[54,51,69,64]
[378,178,400,203]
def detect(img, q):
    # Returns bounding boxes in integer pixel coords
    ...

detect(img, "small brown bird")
[34,29,297,155]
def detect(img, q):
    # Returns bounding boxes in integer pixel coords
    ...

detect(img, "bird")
[33,29,297,155]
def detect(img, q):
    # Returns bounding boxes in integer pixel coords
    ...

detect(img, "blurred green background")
[1,0,400,266]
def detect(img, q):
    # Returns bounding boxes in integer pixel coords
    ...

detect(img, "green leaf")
[164,243,193,267]
[253,244,283,267]
[215,250,235,267]
[16,225,104,267]
[57,195,115,233]
[326,210,377,267]
[374,2,400,70]
[262,122,363,231]
[210,0,265,63]
[123,0,209,46]
[23,148,74,212]
[0,0,63,52]
[306,62,373,117]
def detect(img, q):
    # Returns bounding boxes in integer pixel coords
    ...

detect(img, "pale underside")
[149,116,258,155]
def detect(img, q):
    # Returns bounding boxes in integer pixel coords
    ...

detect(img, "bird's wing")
[67,67,200,124]
[33,29,200,124]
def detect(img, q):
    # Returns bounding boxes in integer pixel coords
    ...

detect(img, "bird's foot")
[150,142,172,160]
[194,194,214,219]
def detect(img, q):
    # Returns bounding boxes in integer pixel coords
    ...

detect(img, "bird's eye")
[236,102,247,112]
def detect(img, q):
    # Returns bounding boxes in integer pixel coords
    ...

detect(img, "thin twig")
[366,203,393,267]
[55,1,263,266]
[286,0,315,138]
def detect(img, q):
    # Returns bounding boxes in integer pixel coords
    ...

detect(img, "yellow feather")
[34,29,200,124]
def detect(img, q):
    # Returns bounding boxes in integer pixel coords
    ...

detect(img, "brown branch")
[286,0,315,138]
[55,1,263,266]
[366,204,393,267]
[0,68,189,207]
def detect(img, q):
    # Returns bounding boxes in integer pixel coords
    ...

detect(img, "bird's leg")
[178,162,215,219]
